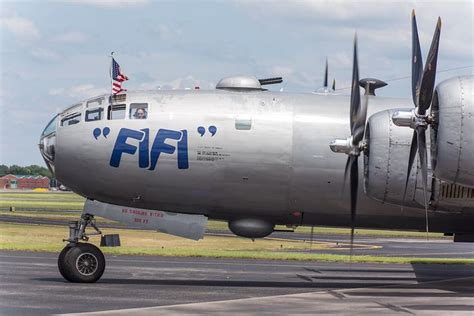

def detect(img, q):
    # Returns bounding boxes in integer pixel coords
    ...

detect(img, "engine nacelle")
[431,76,474,188]
[228,218,274,238]
[364,109,429,207]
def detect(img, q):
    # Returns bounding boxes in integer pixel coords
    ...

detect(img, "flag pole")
[109,52,114,94]
[109,52,114,101]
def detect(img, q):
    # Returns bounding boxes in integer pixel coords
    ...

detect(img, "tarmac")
[1,251,473,315]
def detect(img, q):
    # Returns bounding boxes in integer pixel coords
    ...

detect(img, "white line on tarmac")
[56,275,474,316]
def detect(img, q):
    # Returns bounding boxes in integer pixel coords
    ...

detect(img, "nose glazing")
[39,115,58,173]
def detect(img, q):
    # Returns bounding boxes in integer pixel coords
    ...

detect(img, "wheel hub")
[76,252,98,276]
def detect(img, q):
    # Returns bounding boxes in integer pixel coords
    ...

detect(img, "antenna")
[258,77,283,85]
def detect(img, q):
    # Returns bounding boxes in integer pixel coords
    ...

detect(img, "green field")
[0,191,447,239]
[0,192,85,210]
[0,223,471,264]
[0,191,471,264]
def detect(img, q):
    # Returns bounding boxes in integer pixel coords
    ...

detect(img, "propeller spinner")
[392,10,441,234]
[329,34,369,253]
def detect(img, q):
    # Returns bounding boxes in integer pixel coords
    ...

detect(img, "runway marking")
[326,289,346,299]
[384,251,474,257]
[208,232,381,250]
[56,275,474,316]
[376,302,414,314]
[54,289,345,315]
[295,274,313,282]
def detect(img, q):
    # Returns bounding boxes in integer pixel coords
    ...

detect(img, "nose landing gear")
[58,213,105,283]
[58,243,105,283]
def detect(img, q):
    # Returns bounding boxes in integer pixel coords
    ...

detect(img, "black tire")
[58,245,74,282]
[59,243,106,283]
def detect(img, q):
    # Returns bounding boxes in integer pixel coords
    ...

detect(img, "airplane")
[39,11,474,283]
[314,58,338,95]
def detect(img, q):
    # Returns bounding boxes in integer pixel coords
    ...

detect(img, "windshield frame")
[41,114,59,138]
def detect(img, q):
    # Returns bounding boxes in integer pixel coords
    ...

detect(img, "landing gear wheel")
[58,243,105,283]
[58,245,73,282]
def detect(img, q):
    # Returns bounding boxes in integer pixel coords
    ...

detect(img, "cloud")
[236,1,471,44]
[155,25,182,41]
[139,75,213,90]
[236,0,405,25]
[67,0,151,8]
[54,31,88,44]
[0,15,40,41]
[49,84,107,98]
[270,65,295,77]
[30,48,62,62]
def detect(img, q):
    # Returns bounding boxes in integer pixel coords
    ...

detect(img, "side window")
[61,113,81,126]
[235,117,252,130]
[85,108,103,122]
[108,104,126,120]
[86,97,105,108]
[130,103,148,119]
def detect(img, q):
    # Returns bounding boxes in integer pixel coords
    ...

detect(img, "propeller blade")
[403,130,418,202]
[342,155,351,195]
[411,10,423,107]
[350,34,361,136]
[324,58,329,88]
[416,127,430,236]
[332,79,336,91]
[418,17,442,114]
[417,127,429,207]
[353,83,369,144]
[349,155,359,256]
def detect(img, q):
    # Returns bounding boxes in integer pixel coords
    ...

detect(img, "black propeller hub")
[358,78,387,96]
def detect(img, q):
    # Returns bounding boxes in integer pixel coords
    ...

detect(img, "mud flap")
[100,234,121,247]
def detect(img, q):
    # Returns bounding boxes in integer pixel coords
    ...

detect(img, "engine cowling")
[431,76,474,188]
[364,109,429,207]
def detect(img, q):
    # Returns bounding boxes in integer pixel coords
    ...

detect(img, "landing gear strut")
[58,213,105,283]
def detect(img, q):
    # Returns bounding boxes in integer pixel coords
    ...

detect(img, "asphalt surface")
[0,251,473,315]
[282,234,474,259]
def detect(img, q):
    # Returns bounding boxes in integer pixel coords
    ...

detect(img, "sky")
[0,0,472,166]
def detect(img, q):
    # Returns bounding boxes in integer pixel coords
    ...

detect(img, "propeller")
[324,58,329,91]
[392,10,441,235]
[329,34,369,255]
[316,57,334,94]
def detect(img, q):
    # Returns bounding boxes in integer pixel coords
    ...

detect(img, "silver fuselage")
[45,89,474,233]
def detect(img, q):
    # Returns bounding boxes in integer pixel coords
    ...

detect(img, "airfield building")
[0,174,50,189]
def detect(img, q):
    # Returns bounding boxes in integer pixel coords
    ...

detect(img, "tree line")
[0,165,52,178]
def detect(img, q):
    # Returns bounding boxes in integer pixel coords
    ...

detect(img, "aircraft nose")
[39,115,58,174]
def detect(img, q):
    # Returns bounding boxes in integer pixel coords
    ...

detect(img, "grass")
[0,192,85,200]
[0,192,85,210]
[1,191,448,238]
[0,223,472,265]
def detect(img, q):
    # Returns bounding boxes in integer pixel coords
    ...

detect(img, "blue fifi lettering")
[109,128,189,171]
[177,130,189,169]
[110,128,144,168]
[138,129,149,168]
[149,129,188,170]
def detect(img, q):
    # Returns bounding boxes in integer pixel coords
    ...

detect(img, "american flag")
[111,57,128,94]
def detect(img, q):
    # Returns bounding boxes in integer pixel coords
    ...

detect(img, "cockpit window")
[85,108,103,121]
[41,114,58,137]
[61,113,81,126]
[130,103,148,119]
[108,104,126,120]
